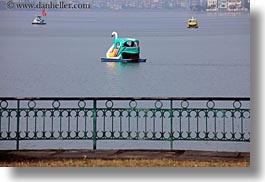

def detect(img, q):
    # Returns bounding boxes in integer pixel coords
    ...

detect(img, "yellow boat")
[188,17,198,28]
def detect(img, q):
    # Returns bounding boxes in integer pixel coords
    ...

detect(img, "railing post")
[16,100,20,150]
[170,100,173,150]
[92,99,97,150]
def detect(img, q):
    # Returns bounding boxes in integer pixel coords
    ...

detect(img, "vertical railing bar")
[111,111,114,137]
[128,111,131,138]
[26,111,29,136]
[76,110,79,137]
[241,111,244,133]
[51,111,54,138]
[170,100,173,150]
[196,110,199,139]
[188,111,191,138]
[205,110,208,138]
[145,113,147,133]
[16,100,20,150]
[179,111,180,138]
[93,99,97,150]
[8,111,11,136]
[241,111,244,139]
[232,111,235,139]
[161,112,164,135]
[153,114,155,135]
[43,110,46,136]
[119,111,122,135]
[214,110,217,139]
[223,110,226,135]
[59,110,62,138]
[103,110,106,132]
[34,111,37,138]
[144,111,147,139]
[84,110,87,137]
[222,110,227,140]
[68,110,71,137]
[136,110,139,139]
[41,109,46,139]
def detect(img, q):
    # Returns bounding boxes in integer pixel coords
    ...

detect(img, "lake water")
[0,10,250,151]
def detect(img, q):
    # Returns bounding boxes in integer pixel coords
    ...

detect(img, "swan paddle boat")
[187,17,198,28]
[101,32,146,63]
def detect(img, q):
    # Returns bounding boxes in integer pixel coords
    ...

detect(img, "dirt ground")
[0,149,250,167]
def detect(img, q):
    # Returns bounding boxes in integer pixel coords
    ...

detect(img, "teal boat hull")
[101,58,146,63]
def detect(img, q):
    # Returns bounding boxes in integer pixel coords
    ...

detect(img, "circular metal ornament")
[233,100,242,109]
[0,100,8,109]
[155,100,163,109]
[27,100,36,109]
[129,100,137,108]
[206,100,215,109]
[105,100,114,109]
[52,100,61,109]
[181,100,189,109]
[78,100,86,109]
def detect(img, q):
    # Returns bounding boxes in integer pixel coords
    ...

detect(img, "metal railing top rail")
[0,97,250,101]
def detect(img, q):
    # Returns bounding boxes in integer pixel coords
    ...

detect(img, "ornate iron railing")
[0,97,250,150]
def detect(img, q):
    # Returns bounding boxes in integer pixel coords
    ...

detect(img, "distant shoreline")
[0,8,250,13]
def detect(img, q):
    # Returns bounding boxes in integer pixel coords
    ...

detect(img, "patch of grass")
[0,159,250,167]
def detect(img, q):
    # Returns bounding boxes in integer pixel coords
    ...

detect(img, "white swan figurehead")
[106,31,120,58]
[111,31,118,39]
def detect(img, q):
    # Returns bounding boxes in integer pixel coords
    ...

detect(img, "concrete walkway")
[0,150,250,162]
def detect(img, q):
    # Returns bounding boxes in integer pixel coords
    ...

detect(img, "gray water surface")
[0,11,250,97]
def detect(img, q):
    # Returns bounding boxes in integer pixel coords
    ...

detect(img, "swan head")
[111,31,118,39]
